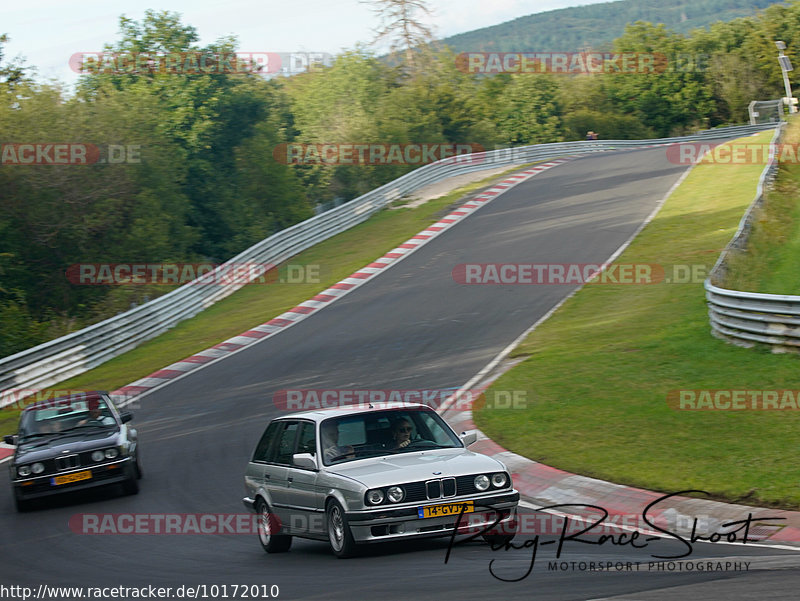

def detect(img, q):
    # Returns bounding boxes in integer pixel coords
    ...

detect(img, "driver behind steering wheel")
[390,418,415,449]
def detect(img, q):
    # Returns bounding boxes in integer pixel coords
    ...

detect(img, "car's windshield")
[321,408,461,466]
[19,398,116,438]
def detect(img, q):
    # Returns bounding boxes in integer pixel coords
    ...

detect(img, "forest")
[1,0,798,357]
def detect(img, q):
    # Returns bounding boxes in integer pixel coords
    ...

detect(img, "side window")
[274,421,300,465]
[295,422,316,459]
[252,422,281,462]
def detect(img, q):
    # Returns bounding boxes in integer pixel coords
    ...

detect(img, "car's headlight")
[91,450,105,462]
[31,463,45,474]
[491,473,507,488]
[104,448,119,459]
[474,474,490,491]
[18,465,31,477]
[366,489,385,505]
[386,486,404,503]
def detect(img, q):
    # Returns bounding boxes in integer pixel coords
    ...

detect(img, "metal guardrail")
[0,123,778,402]
[704,123,799,351]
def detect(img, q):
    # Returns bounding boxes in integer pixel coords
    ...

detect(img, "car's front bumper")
[345,490,520,544]
[11,457,133,500]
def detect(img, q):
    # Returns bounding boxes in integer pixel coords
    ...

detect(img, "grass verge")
[724,117,800,294]
[0,164,530,435]
[475,130,800,509]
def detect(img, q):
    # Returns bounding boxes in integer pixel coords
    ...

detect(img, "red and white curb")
[442,406,800,545]
[109,159,572,403]
[0,443,13,462]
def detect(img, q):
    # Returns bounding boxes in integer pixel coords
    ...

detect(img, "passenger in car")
[321,421,354,463]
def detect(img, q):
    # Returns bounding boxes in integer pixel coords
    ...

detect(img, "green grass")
[725,117,800,294]
[0,164,530,436]
[475,130,800,509]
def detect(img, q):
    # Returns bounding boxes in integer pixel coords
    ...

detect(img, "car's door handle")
[287,477,293,484]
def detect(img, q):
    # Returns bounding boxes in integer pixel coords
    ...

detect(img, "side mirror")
[460,430,478,447]
[292,453,317,470]
[4,434,18,446]
[119,412,133,424]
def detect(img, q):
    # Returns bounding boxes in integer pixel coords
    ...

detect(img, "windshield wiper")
[60,424,112,433]
[20,432,59,440]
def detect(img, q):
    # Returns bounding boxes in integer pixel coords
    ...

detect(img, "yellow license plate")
[418,501,474,519]
[51,470,92,486]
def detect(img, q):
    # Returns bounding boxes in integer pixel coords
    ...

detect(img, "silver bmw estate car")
[243,402,519,557]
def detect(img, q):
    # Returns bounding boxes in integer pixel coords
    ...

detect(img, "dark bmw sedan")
[4,391,141,511]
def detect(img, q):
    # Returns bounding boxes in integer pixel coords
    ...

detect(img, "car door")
[247,421,284,509]
[282,421,323,535]
[267,421,300,526]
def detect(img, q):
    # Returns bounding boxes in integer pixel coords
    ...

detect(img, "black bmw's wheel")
[327,499,357,558]
[257,499,292,553]
[121,462,139,495]
[13,489,30,513]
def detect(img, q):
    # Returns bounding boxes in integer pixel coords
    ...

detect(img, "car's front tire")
[482,512,517,547]
[257,499,292,553]
[13,489,31,513]
[122,462,139,495]
[326,499,357,558]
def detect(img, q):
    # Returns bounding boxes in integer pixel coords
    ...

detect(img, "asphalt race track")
[3,146,798,600]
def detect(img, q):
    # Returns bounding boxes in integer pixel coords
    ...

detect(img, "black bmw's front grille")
[55,454,80,471]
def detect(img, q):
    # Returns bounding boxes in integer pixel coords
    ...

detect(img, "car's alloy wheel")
[327,500,356,558]
[257,500,291,553]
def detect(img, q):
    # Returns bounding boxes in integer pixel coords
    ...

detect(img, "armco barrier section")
[0,124,777,404]
[705,123,800,351]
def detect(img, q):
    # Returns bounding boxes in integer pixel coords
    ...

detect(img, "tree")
[363,0,435,70]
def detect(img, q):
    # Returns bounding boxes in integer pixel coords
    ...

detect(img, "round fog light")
[474,474,490,491]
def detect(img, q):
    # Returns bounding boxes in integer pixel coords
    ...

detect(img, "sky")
[2,0,613,86]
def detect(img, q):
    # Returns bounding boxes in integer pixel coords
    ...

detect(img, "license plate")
[418,501,474,519]
[51,470,92,486]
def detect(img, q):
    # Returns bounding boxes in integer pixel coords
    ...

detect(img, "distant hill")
[439,0,783,52]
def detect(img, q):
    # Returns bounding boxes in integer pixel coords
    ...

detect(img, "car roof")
[22,391,109,412]
[278,402,436,422]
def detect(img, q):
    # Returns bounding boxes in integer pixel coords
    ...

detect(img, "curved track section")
[3,146,798,600]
